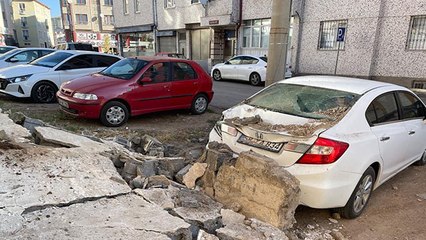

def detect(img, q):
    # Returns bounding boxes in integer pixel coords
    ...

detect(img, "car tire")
[191,94,208,115]
[213,69,222,81]
[337,166,376,219]
[414,150,426,166]
[31,81,58,103]
[249,72,261,86]
[100,101,129,127]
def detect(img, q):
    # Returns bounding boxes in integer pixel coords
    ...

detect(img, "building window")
[135,0,140,12]
[123,0,129,14]
[22,29,29,41]
[104,0,113,6]
[191,0,200,4]
[19,3,25,13]
[165,0,175,8]
[21,17,28,28]
[76,0,86,4]
[242,19,271,48]
[104,15,114,25]
[76,14,88,24]
[407,15,426,50]
[318,20,347,50]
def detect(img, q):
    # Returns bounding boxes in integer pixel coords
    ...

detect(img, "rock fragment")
[182,163,207,189]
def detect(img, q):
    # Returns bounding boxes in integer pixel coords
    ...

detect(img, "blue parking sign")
[337,27,346,42]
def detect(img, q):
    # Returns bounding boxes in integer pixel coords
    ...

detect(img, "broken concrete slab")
[182,162,207,189]
[146,175,171,188]
[6,194,191,240]
[197,229,220,240]
[34,126,107,151]
[134,187,179,210]
[221,209,245,226]
[216,218,289,240]
[0,112,31,143]
[202,149,300,230]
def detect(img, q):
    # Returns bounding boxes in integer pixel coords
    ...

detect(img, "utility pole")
[265,0,292,86]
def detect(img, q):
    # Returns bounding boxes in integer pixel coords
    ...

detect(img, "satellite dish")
[200,0,208,5]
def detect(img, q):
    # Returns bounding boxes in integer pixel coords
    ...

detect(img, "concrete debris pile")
[0,109,340,239]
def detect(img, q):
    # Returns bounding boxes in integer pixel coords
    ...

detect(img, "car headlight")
[7,74,32,83]
[73,92,98,100]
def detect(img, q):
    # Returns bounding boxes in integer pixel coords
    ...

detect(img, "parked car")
[56,57,214,127]
[0,46,17,54]
[211,55,292,86]
[155,52,186,59]
[55,42,95,51]
[0,51,121,103]
[209,76,426,219]
[0,48,55,69]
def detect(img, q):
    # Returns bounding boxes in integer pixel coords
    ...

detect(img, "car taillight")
[297,137,349,164]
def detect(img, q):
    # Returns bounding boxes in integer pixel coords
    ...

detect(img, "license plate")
[58,99,69,108]
[237,135,284,153]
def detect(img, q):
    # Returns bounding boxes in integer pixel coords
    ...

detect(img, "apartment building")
[61,0,116,52]
[292,0,426,88]
[12,0,53,47]
[113,0,274,68]
[0,0,16,46]
[52,16,65,45]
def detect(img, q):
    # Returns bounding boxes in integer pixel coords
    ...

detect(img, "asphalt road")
[210,80,264,110]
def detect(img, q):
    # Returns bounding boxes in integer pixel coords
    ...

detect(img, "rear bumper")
[57,93,102,119]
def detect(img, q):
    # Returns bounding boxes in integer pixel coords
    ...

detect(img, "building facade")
[291,0,426,88]
[52,16,65,45]
[113,0,275,69]
[12,0,54,47]
[61,0,116,52]
[0,0,16,46]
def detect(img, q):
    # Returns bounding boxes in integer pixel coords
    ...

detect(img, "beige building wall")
[12,0,54,47]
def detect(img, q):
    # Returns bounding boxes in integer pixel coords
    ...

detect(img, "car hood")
[60,73,128,94]
[0,65,50,78]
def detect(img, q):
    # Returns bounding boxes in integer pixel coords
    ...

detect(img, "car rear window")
[246,83,360,120]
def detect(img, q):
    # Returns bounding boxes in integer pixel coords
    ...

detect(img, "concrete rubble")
[0,109,342,239]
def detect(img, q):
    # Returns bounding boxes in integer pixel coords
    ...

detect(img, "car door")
[127,62,172,114]
[396,91,426,163]
[220,56,243,79]
[169,61,199,108]
[6,50,39,67]
[57,54,99,84]
[235,56,259,80]
[366,92,409,181]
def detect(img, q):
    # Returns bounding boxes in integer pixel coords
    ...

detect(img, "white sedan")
[0,50,121,103]
[209,76,426,218]
[211,55,292,86]
[0,47,54,69]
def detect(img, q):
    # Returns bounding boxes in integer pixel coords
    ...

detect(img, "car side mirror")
[139,77,152,84]
[8,58,19,63]
[225,61,230,65]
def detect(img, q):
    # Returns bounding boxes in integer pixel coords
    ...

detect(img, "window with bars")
[104,0,113,6]
[318,20,347,50]
[19,3,25,13]
[21,17,28,28]
[104,15,114,25]
[22,29,29,41]
[165,0,175,8]
[75,14,88,24]
[242,19,271,48]
[407,15,426,50]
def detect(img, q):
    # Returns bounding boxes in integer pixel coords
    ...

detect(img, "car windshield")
[245,83,360,120]
[30,52,72,68]
[0,49,21,60]
[100,58,149,80]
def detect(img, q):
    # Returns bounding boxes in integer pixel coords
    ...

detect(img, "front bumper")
[57,93,102,119]
[0,81,29,98]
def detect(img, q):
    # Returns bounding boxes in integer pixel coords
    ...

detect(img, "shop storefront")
[115,25,155,58]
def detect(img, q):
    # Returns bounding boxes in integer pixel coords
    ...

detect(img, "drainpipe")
[235,0,243,55]
[294,0,305,75]
[153,0,159,53]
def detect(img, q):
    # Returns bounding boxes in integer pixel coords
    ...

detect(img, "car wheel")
[191,94,208,115]
[249,72,261,86]
[31,81,58,103]
[414,150,426,166]
[337,167,375,219]
[213,69,222,81]
[100,101,129,127]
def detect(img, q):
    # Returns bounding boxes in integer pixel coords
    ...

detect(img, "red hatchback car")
[56,57,214,127]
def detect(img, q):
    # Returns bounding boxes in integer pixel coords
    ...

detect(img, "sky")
[39,0,61,18]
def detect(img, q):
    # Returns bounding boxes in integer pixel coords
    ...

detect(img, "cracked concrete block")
[197,229,219,240]
[216,218,289,240]
[136,159,158,178]
[0,214,24,236]
[211,151,300,230]
[182,163,208,189]
[156,157,187,179]
[176,164,192,184]
[134,187,179,210]
[6,194,191,240]
[0,112,31,143]
[146,175,171,189]
[221,209,245,226]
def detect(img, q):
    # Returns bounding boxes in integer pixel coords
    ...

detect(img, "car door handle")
[408,130,415,135]
[380,136,390,141]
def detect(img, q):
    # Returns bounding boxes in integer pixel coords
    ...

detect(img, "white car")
[209,76,426,218]
[211,55,292,86]
[0,51,122,103]
[0,47,54,69]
